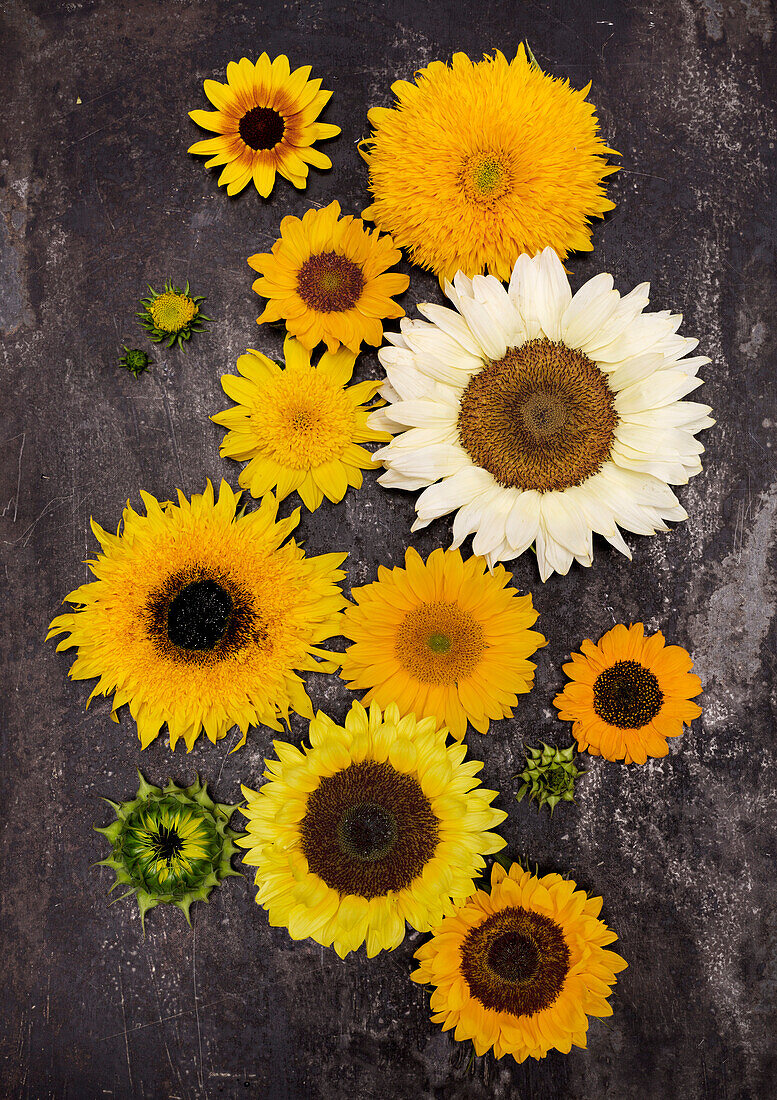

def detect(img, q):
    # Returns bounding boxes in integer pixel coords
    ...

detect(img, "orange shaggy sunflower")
[248,200,409,354]
[412,862,627,1062]
[188,54,339,197]
[554,622,702,764]
[361,47,617,282]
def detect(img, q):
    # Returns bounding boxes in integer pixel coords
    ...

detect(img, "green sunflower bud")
[515,742,583,815]
[137,279,212,350]
[94,772,244,928]
[119,346,152,378]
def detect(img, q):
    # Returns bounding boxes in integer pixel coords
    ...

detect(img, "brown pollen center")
[239,106,285,150]
[297,252,365,313]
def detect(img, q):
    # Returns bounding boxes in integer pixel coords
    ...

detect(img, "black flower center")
[150,823,184,863]
[239,106,285,150]
[167,579,233,650]
[487,931,541,984]
[337,802,398,862]
[594,660,664,729]
[296,251,365,313]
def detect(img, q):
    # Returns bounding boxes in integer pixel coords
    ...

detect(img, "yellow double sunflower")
[212,335,390,511]
[188,54,340,197]
[554,622,702,764]
[47,482,346,751]
[249,201,409,353]
[338,547,545,740]
[412,862,627,1062]
[239,701,506,957]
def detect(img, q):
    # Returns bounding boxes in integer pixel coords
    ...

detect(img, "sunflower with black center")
[47,481,346,751]
[554,622,702,764]
[412,861,627,1062]
[188,54,340,197]
[95,773,244,927]
[211,335,390,511]
[238,700,507,958]
[360,46,617,283]
[138,280,211,349]
[248,200,409,354]
[338,547,545,741]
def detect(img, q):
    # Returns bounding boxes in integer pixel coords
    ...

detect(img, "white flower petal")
[615,423,705,458]
[415,302,484,357]
[414,467,495,526]
[581,282,650,356]
[560,273,617,349]
[539,493,593,558]
[593,312,682,363]
[615,372,704,413]
[456,295,508,361]
[535,525,574,581]
[504,490,542,554]
[379,442,469,481]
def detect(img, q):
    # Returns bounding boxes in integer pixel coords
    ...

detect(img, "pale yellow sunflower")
[248,200,409,353]
[361,47,617,282]
[47,481,346,751]
[239,700,506,957]
[412,862,627,1062]
[338,547,545,740]
[211,335,390,510]
[188,54,340,197]
[554,622,702,764]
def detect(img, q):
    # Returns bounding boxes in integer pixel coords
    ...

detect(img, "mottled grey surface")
[1,0,775,1097]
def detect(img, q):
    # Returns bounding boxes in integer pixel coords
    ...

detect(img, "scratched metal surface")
[1,1,775,1097]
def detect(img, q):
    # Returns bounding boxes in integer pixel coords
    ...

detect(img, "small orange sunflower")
[248,200,409,354]
[412,862,627,1063]
[188,54,340,197]
[211,335,390,511]
[554,623,702,764]
[338,547,545,740]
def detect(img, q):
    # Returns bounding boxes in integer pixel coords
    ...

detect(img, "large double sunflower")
[412,862,627,1062]
[188,54,339,197]
[338,547,545,740]
[47,482,346,751]
[361,47,617,282]
[371,247,713,580]
[239,701,506,957]
[554,622,702,763]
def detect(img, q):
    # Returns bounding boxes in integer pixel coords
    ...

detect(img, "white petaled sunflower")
[370,248,714,580]
[239,700,507,958]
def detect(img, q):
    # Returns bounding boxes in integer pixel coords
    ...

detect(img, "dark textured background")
[1,0,776,1097]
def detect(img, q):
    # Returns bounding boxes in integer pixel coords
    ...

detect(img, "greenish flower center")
[428,632,452,654]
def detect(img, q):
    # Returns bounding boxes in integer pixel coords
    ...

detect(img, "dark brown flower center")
[167,579,233,650]
[460,905,570,1017]
[457,338,618,492]
[594,660,664,728]
[239,106,285,150]
[300,761,439,899]
[296,252,365,313]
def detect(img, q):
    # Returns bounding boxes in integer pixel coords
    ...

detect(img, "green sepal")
[514,742,584,816]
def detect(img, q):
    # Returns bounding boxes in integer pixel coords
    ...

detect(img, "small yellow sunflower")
[47,481,346,751]
[188,54,340,197]
[338,547,545,741]
[211,335,390,511]
[554,623,702,764]
[238,700,507,958]
[412,862,627,1063]
[361,47,617,282]
[248,200,409,354]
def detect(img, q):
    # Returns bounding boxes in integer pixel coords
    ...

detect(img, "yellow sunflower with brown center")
[412,862,627,1062]
[554,622,702,763]
[188,54,340,197]
[338,547,545,740]
[248,200,409,353]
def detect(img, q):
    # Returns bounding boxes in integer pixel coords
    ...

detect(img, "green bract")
[119,346,152,378]
[515,743,583,815]
[137,279,212,349]
[95,773,243,927]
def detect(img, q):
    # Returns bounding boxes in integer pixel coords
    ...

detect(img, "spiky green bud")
[137,279,212,350]
[94,772,244,929]
[119,346,152,378]
[515,742,583,815]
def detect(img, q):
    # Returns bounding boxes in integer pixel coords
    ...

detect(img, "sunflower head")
[238,700,507,958]
[554,622,702,764]
[361,46,618,282]
[338,546,545,741]
[412,862,627,1062]
[211,335,390,511]
[47,480,347,751]
[138,280,211,349]
[188,54,340,198]
[119,347,152,378]
[248,200,409,354]
[95,773,244,928]
[515,743,583,814]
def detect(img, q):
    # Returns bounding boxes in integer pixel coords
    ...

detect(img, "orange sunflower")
[248,200,409,354]
[188,54,340,197]
[554,622,702,764]
[412,862,627,1062]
